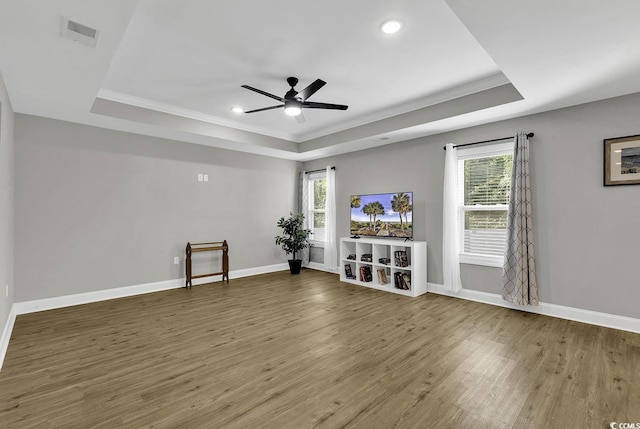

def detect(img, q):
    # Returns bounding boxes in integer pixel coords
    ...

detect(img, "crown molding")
[296,73,511,141]
[96,89,298,142]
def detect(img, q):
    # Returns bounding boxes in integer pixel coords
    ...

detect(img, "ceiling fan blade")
[297,79,326,101]
[241,85,284,102]
[244,105,283,114]
[295,111,306,123]
[302,101,348,110]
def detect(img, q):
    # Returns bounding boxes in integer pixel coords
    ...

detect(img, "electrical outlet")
[203,174,208,182]
[197,173,203,182]
[174,256,180,265]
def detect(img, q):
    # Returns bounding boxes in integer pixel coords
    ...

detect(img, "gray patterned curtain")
[502,132,538,305]
[298,171,310,266]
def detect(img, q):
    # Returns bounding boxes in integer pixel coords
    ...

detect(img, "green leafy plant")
[275,212,311,260]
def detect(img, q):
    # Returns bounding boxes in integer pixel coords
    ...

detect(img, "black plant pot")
[288,259,302,275]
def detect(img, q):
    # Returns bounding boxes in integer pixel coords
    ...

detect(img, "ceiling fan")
[241,77,348,123]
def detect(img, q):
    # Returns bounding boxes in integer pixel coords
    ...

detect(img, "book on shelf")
[359,266,373,282]
[394,250,409,267]
[393,272,402,289]
[394,271,410,290]
[361,253,372,262]
[344,264,356,279]
[377,269,388,284]
[402,272,411,288]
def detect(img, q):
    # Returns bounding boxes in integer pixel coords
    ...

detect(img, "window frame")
[307,171,327,245]
[457,141,514,268]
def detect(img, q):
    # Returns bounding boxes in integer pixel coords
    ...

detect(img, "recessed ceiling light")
[380,19,404,34]
[231,106,244,114]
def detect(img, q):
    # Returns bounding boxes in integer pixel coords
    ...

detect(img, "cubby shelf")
[339,237,427,297]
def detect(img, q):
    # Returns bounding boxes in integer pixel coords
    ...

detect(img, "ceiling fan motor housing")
[285,89,299,101]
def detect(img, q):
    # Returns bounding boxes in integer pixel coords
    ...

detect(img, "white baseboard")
[13,263,289,316]
[0,305,17,371]
[13,279,181,315]
[427,282,640,334]
[306,262,339,274]
[229,263,289,279]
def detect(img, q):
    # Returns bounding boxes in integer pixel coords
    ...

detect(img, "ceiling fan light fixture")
[284,106,302,116]
[284,100,302,116]
[380,19,404,34]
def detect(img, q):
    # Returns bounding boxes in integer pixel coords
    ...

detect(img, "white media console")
[339,237,427,297]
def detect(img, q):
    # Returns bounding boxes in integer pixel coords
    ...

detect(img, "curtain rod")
[305,166,335,174]
[443,132,534,150]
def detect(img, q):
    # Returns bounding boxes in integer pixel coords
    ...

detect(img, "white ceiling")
[2,0,640,161]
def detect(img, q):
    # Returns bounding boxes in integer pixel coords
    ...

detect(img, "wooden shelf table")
[185,240,229,288]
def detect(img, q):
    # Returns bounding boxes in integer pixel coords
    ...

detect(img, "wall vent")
[62,17,100,47]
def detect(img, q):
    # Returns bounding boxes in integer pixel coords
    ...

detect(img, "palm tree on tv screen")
[362,202,375,229]
[371,201,385,228]
[351,195,361,208]
[403,201,412,228]
[392,193,412,230]
[391,193,406,229]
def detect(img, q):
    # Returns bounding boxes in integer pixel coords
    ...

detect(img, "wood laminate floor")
[1,270,639,428]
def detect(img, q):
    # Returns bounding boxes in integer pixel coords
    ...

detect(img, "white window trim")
[456,141,514,160]
[307,171,326,245]
[457,141,513,268]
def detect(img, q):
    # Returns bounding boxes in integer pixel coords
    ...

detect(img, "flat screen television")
[350,192,413,239]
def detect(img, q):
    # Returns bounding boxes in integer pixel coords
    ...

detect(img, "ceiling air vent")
[62,17,100,47]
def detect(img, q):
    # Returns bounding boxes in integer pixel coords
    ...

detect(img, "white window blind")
[457,142,513,267]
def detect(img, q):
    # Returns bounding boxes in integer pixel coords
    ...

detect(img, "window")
[457,142,513,267]
[307,171,327,243]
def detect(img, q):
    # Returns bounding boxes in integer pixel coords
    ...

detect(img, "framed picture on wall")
[604,135,640,186]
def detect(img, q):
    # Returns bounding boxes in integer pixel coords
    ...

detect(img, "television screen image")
[350,192,413,238]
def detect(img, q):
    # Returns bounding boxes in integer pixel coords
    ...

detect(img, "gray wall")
[305,140,445,283]
[15,115,300,301]
[0,71,15,335]
[7,90,640,320]
[304,92,640,319]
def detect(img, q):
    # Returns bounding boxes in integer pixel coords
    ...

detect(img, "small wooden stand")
[185,240,229,288]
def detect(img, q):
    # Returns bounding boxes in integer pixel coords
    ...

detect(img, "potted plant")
[275,212,311,274]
